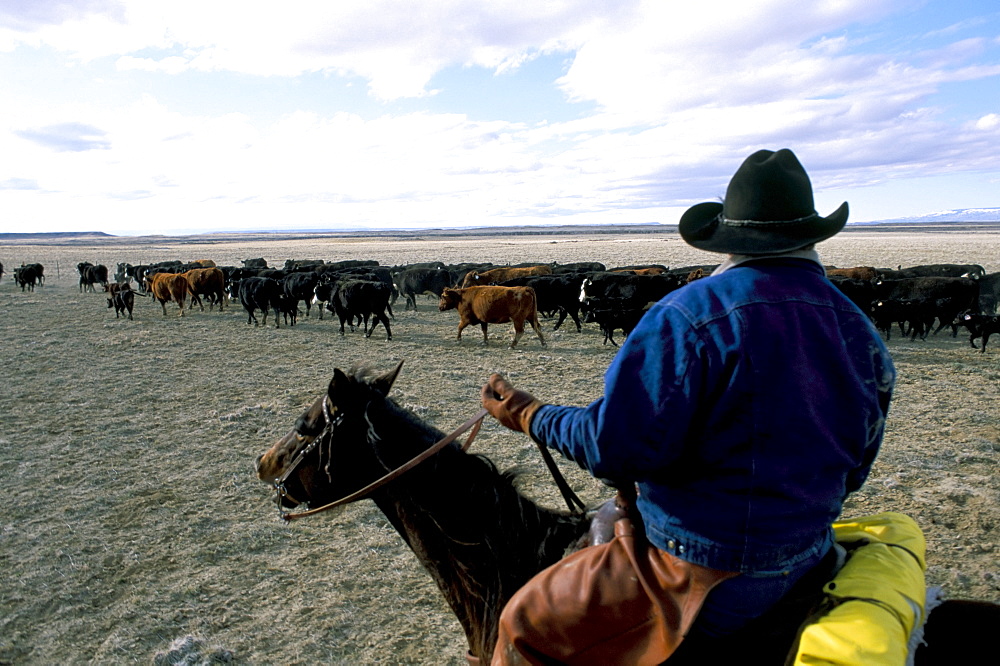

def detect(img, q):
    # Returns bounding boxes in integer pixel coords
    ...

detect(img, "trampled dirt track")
[1,226,998,664]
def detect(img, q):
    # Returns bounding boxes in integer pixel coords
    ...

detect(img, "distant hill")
[0,231,114,239]
[870,208,1000,224]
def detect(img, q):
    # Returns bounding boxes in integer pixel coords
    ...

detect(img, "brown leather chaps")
[490,517,737,665]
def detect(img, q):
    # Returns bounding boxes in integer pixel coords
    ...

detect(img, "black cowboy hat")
[679,149,849,255]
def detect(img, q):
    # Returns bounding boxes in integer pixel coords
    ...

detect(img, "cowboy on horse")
[480,149,898,663]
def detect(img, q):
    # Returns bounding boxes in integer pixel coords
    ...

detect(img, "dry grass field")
[1,226,998,664]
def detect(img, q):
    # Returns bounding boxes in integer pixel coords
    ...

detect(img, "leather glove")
[481,373,544,435]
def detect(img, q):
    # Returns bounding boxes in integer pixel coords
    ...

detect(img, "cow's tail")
[528,288,546,345]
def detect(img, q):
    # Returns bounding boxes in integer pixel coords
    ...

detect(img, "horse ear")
[372,360,403,396]
[328,368,351,403]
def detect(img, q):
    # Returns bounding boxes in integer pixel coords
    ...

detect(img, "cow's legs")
[455,320,469,342]
[481,323,490,345]
[981,333,991,353]
[531,315,546,346]
[510,323,524,348]
[368,312,392,340]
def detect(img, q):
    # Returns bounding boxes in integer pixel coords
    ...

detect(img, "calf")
[276,295,300,327]
[959,313,1000,353]
[584,300,649,346]
[438,286,545,348]
[871,299,934,341]
[107,289,135,320]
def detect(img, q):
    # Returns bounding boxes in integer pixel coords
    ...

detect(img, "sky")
[0,0,998,236]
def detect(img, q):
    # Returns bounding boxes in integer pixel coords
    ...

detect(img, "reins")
[274,401,588,521]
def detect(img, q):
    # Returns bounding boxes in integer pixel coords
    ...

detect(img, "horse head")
[255,361,404,510]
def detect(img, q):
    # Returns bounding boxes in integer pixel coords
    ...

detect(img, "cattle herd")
[4,256,1000,352]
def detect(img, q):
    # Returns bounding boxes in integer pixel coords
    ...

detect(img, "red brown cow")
[612,267,666,276]
[183,267,226,311]
[145,272,188,316]
[827,266,880,280]
[438,286,546,348]
[461,265,552,288]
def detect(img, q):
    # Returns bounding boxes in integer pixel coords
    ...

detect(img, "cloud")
[0,0,121,32]
[3,1,637,97]
[0,177,40,190]
[974,113,1000,130]
[14,122,111,152]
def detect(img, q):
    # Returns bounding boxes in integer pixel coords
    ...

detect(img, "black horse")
[256,363,999,664]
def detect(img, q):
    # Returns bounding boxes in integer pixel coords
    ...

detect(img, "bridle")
[273,399,490,522]
[272,395,586,522]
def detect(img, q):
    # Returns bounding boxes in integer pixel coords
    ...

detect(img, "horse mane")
[365,393,590,661]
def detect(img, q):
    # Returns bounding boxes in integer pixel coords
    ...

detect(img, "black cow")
[579,272,686,313]
[276,295,300,326]
[552,262,606,274]
[828,276,878,315]
[499,273,588,332]
[282,271,320,318]
[874,277,979,319]
[958,313,1000,353]
[133,261,182,292]
[311,280,337,320]
[871,298,935,341]
[977,272,1000,315]
[114,262,132,284]
[445,262,495,289]
[327,280,393,340]
[394,261,446,271]
[284,259,326,272]
[878,263,986,280]
[0,261,5,281]
[395,267,454,311]
[78,262,109,292]
[584,300,650,346]
[242,257,268,269]
[107,289,135,320]
[14,264,43,291]
[237,277,284,328]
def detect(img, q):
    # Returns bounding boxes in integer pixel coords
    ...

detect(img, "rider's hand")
[481,374,544,435]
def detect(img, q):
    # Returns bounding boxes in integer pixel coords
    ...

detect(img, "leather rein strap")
[278,408,489,522]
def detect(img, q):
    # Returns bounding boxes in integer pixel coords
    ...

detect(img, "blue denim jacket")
[531,259,895,573]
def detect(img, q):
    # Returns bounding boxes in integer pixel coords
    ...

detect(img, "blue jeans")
[688,532,833,637]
